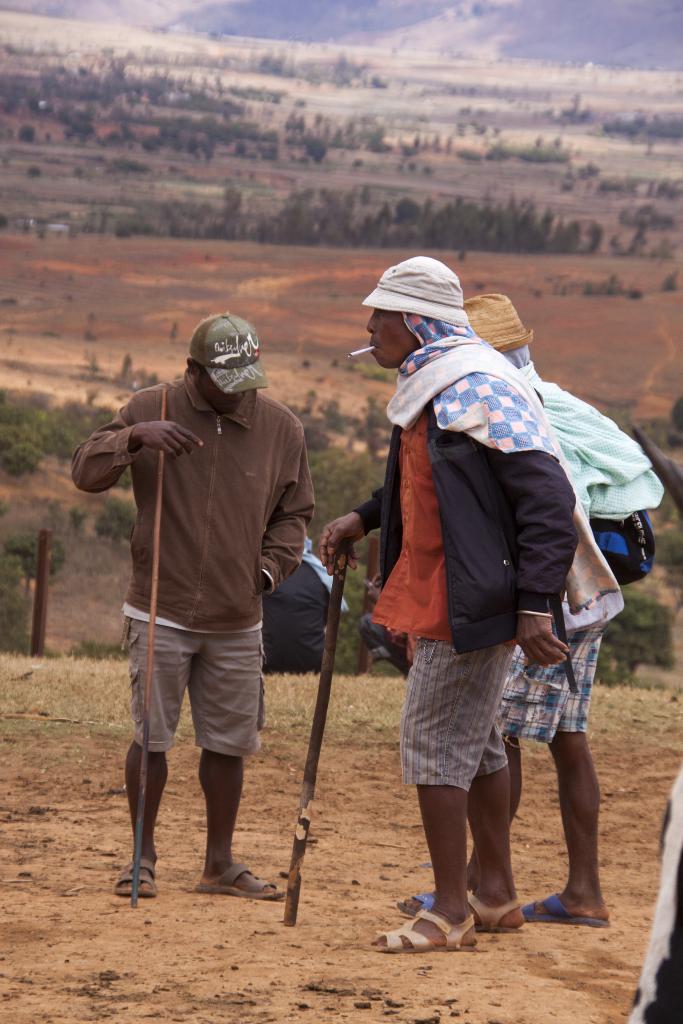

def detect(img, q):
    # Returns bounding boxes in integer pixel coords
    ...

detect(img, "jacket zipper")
[216,415,222,435]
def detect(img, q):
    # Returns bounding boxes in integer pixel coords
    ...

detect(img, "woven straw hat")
[464,293,533,351]
[362,256,469,328]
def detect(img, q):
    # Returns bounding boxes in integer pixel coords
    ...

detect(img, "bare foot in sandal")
[373,906,477,953]
[399,891,523,932]
[469,893,524,932]
[195,861,284,901]
[114,857,157,898]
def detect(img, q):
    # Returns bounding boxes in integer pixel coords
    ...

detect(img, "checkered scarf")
[390,314,558,457]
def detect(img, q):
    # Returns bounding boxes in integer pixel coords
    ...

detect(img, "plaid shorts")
[499,626,603,744]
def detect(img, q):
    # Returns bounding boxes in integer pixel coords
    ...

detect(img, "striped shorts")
[400,639,514,791]
[499,625,603,744]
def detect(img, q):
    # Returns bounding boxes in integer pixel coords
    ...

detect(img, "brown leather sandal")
[194,862,284,901]
[114,857,157,898]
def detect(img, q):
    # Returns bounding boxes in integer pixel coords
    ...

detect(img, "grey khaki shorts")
[401,638,514,790]
[125,618,264,757]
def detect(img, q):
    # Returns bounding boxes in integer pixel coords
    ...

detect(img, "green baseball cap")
[189,313,268,394]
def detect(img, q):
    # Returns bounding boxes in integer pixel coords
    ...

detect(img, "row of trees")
[603,115,683,140]
[105,187,603,255]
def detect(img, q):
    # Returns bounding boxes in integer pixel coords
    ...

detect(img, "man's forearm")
[261,518,309,590]
[71,422,139,493]
[354,485,384,534]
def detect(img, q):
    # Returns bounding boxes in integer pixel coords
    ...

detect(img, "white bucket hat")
[362,256,469,328]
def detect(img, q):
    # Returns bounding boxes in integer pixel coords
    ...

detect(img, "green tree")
[95,497,135,542]
[598,590,673,682]
[303,135,327,163]
[3,532,66,593]
[0,554,29,653]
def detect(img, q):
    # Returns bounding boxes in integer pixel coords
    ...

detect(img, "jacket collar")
[183,370,257,429]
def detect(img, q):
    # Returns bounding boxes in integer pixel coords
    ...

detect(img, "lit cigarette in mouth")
[347,345,376,358]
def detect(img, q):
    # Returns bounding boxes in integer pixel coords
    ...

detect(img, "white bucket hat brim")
[362,285,469,328]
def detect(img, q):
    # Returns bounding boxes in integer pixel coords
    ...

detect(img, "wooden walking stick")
[284,542,349,926]
[131,386,167,908]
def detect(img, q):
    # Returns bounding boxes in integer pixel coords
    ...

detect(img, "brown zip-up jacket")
[71,373,314,631]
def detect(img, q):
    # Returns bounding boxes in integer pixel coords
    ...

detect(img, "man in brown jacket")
[72,313,313,901]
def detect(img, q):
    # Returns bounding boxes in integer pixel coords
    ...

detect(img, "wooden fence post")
[30,529,52,657]
[356,534,379,675]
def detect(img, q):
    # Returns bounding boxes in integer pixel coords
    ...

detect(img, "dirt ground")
[2,235,682,427]
[2,660,682,1024]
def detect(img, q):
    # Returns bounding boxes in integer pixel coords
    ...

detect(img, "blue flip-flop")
[397,891,435,918]
[522,893,609,928]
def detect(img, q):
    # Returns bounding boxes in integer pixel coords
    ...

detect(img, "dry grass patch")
[0,654,406,742]
[2,653,682,753]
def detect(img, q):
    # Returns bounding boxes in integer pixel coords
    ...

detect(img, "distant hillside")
[2,0,682,68]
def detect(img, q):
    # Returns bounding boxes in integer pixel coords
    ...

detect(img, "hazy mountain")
[2,0,682,68]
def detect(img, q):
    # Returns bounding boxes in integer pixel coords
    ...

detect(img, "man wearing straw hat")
[400,293,662,928]
[72,313,314,901]
[320,257,579,953]
[464,294,662,926]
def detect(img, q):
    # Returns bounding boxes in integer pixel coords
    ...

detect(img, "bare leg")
[376,785,474,947]
[546,731,608,921]
[418,784,470,924]
[466,767,521,927]
[198,749,243,880]
[125,740,168,864]
[467,739,522,893]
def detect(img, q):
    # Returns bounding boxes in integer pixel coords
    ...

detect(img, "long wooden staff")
[284,543,349,926]
[131,386,167,908]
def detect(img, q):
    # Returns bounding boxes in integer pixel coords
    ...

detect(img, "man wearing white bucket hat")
[321,256,579,953]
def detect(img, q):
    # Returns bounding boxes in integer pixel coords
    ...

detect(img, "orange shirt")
[372,411,451,642]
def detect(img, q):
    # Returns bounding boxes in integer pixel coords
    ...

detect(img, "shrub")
[598,591,673,682]
[69,507,88,533]
[672,396,683,432]
[0,554,29,653]
[0,433,43,476]
[303,136,327,163]
[109,157,150,174]
[656,529,683,593]
[18,124,35,143]
[307,448,383,544]
[662,272,678,292]
[69,640,126,659]
[95,497,135,542]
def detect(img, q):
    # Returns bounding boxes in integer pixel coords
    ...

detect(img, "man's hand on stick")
[319,512,365,575]
[516,613,569,667]
[129,421,203,457]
